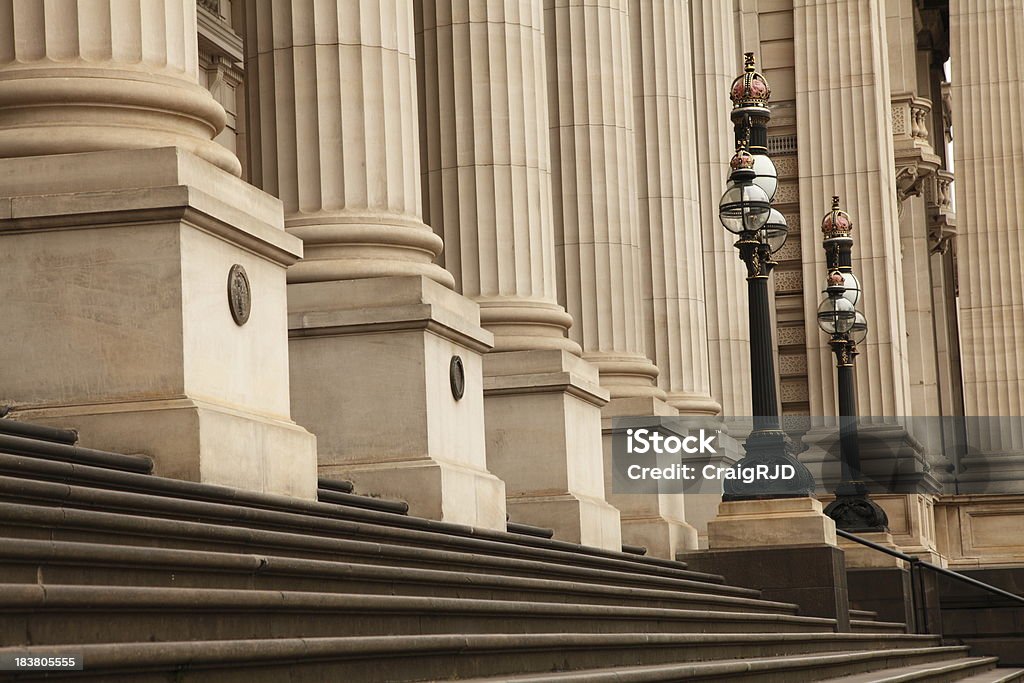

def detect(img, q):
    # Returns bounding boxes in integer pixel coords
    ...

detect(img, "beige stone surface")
[483,349,621,550]
[0,0,239,176]
[708,497,839,549]
[0,147,316,498]
[936,494,1024,569]
[288,275,506,530]
[839,531,907,569]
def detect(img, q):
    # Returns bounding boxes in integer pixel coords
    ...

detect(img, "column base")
[14,399,317,499]
[287,275,506,530]
[707,497,838,549]
[483,349,621,551]
[0,148,317,499]
[602,396,699,559]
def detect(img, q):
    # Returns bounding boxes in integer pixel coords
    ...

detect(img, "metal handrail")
[836,527,1024,636]
[836,528,1024,604]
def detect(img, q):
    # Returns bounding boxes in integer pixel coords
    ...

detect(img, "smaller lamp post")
[816,196,888,532]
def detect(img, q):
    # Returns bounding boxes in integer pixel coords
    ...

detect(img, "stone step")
[850,618,907,633]
[954,669,1024,683]
[0,418,78,445]
[0,502,767,599]
[0,639,967,683]
[0,452,714,582]
[0,434,152,474]
[0,538,802,614]
[506,520,555,539]
[317,477,355,494]
[315,487,410,515]
[850,608,879,620]
[0,584,842,646]
[820,657,1005,682]
[462,652,995,682]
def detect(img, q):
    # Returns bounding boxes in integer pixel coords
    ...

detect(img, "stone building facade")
[0,0,1021,569]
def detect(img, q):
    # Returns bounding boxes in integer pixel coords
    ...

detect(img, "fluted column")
[630,0,720,416]
[415,1,621,550]
[946,0,1024,494]
[417,0,576,352]
[950,0,1024,456]
[794,0,911,417]
[0,0,238,175]
[545,0,662,400]
[691,0,751,418]
[245,0,453,287]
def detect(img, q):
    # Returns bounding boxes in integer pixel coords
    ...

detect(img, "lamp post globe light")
[816,196,889,532]
[718,53,815,500]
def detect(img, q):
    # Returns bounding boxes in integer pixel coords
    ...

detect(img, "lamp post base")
[824,481,890,532]
[722,430,817,500]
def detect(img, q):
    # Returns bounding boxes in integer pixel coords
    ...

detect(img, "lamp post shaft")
[747,263,781,432]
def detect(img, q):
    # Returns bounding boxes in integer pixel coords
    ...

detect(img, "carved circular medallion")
[449,355,465,401]
[227,264,251,326]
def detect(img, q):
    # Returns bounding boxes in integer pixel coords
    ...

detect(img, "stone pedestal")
[839,531,907,569]
[288,276,506,529]
[847,567,916,629]
[687,497,849,629]
[602,398,699,559]
[0,147,317,498]
[483,350,621,550]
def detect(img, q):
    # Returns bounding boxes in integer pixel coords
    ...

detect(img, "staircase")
[0,418,1021,681]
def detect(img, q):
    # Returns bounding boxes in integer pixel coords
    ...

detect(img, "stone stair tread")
[850,619,907,631]
[0,636,960,682]
[317,477,355,494]
[0,537,804,613]
[953,669,1024,683]
[0,582,839,628]
[849,609,879,620]
[316,487,409,515]
[819,656,1002,682]
[0,418,78,445]
[0,501,764,598]
[456,646,978,681]
[0,453,727,583]
[0,434,152,474]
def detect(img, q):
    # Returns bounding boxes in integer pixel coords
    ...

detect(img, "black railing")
[836,528,1024,635]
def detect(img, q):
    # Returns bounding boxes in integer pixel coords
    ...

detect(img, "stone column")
[949,0,1024,490]
[416,1,620,549]
[630,0,720,418]
[793,0,912,420]
[691,0,752,421]
[793,0,938,524]
[245,0,506,528]
[0,0,318,498]
[545,0,695,558]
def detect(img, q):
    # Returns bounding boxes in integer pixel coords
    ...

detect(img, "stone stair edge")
[0,502,764,598]
[0,537,804,614]
[0,582,842,627]
[0,639,974,681]
[0,451,708,579]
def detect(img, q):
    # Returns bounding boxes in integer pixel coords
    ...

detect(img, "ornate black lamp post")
[816,196,888,531]
[720,53,815,500]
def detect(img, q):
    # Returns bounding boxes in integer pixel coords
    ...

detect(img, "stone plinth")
[483,350,621,551]
[0,147,317,499]
[288,276,506,530]
[708,497,839,549]
[602,397,698,559]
